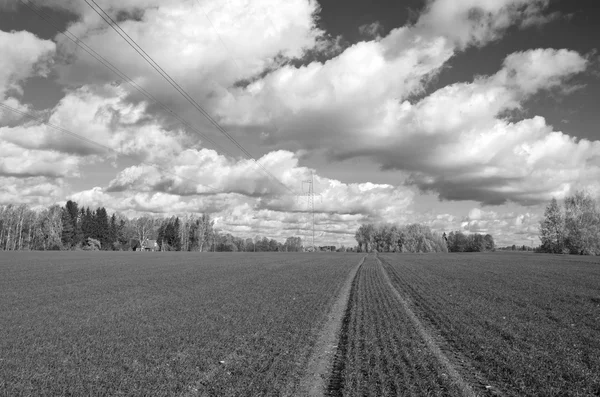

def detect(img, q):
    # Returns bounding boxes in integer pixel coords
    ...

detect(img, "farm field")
[378,252,600,397]
[2,251,599,396]
[0,251,358,396]
[328,255,460,396]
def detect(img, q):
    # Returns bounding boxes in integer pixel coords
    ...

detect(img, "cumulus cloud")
[45,85,192,160]
[404,205,542,246]
[0,176,68,207]
[17,0,573,208]
[0,141,81,178]
[60,148,416,245]
[227,45,593,205]
[416,0,551,49]
[1,0,589,246]
[0,29,78,179]
[104,149,415,217]
[50,0,327,119]
[0,29,55,99]
[0,84,199,179]
[392,49,595,204]
[192,0,595,206]
[459,207,541,245]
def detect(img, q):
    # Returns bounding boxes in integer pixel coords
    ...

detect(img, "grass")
[329,255,458,396]
[379,252,600,397]
[0,251,357,396]
[3,251,599,396]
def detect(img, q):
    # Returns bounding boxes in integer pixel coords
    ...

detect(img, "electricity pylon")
[298,171,320,251]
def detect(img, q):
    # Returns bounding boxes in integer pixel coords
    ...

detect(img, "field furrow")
[4,251,598,396]
[0,252,357,396]
[379,252,600,397]
[329,255,460,396]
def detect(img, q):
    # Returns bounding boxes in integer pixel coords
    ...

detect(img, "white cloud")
[0,141,81,178]
[25,0,577,208]
[459,207,542,245]
[64,148,415,245]
[416,0,550,49]
[1,0,587,247]
[105,149,415,218]
[0,176,67,207]
[53,0,326,115]
[226,45,593,205]
[0,84,197,180]
[0,30,55,99]
[46,85,191,160]
[358,22,383,38]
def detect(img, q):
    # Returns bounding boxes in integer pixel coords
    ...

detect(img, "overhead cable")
[0,102,220,194]
[18,0,237,159]
[83,0,296,195]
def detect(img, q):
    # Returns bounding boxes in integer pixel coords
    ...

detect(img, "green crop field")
[377,252,600,397]
[328,255,459,396]
[0,252,356,396]
[1,251,599,396]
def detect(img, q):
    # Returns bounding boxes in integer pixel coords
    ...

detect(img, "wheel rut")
[377,255,506,397]
[297,255,366,396]
[305,254,503,396]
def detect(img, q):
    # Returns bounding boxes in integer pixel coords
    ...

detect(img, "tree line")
[355,223,447,253]
[444,231,495,252]
[354,223,495,253]
[539,191,600,255]
[0,200,304,252]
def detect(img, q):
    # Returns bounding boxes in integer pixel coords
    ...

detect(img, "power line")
[20,0,294,199]
[195,0,242,73]
[16,0,304,240]
[83,0,296,195]
[194,0,281,136]
[0,102,220,194]
[18,0,237,160]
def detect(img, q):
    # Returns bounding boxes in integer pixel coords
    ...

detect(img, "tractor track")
[327,255,464,396]
[297,255,366,396]
[377,255,505,397]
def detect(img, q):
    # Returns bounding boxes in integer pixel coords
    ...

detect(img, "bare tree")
[539,197,565,253]
[193,214,213,252]
[135,216,155,243]
[564,191,600,255]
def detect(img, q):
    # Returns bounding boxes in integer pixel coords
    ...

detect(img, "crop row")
[0,252,357,396]
[329,255,458,396]
[379,252,600,396]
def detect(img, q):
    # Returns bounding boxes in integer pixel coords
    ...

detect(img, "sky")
[1,0,599,247]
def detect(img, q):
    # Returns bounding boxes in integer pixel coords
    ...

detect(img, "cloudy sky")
[1,0,599,247]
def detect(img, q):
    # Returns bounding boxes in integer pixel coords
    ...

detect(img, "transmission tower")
[299,171,319,251]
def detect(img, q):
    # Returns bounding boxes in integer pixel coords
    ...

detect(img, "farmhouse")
[141,239,158,251]
[318,245,336,252]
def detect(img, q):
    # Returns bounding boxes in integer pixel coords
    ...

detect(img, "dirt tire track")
[378,255,506,397]
[296,255,366,396]
[375,254,478,397]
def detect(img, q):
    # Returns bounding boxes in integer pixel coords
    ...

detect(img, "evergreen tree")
[157,217,182,251]
[109,213,118,250]
[100,208,110,249]
[65,200,82,246]
[82,207,93,239]
[118,219,128,246]
[60,208,74,248]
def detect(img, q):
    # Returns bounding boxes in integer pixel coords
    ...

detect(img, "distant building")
[318,246,336,252]
[141,239,158,252]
